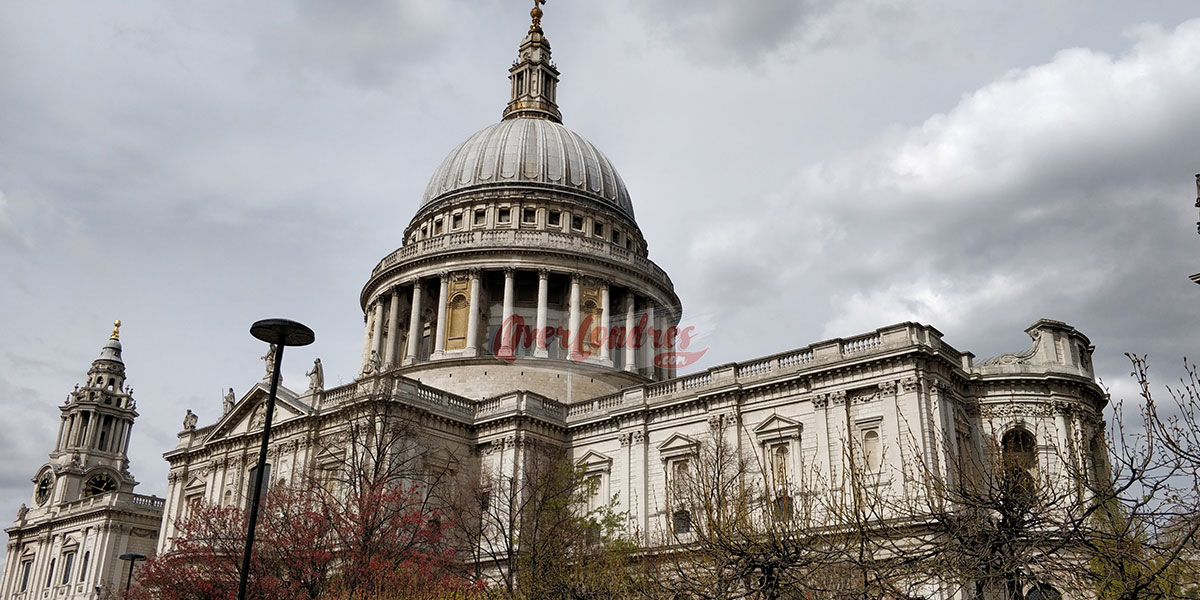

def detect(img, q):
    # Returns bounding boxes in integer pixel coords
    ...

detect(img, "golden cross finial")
[530,0,546,33]
[111,319,121,340]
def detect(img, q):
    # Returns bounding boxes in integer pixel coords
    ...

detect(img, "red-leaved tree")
[133,399,481,600]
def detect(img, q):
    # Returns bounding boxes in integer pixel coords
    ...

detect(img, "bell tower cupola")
[502,0,561,123]
[48,320,140,498]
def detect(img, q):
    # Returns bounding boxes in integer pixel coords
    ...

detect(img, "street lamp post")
[236,318,314,600]
[117,552,144,596]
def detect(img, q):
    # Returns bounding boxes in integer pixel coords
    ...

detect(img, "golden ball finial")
[530,0,545,32]
[111,319,121,340]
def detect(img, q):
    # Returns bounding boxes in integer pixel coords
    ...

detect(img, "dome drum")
[404,188,648,257]
[357,265,681,398]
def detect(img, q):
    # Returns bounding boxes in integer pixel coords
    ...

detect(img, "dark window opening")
[672,508,691,534]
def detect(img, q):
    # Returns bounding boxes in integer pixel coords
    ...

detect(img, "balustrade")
[370,229,672,288]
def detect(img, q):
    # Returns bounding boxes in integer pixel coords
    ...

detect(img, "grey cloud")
[632,0,831,63]
[686,18,1200,375]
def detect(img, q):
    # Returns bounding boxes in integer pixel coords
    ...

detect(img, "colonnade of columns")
[361,268,677,378]
[55,410,132,457]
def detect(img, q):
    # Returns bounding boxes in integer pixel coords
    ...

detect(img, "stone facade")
[1,324,163,600]
[0,12,1108,600]
[153,19,1108,595]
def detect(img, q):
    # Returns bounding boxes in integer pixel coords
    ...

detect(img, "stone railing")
[311,323,952,428]
[370,229,673,288]
[322,383,357,407]
[565,322,951,425]
[132,493,166,509]
[60,491,165,513]
[474,390,567,422]
[319,374,477,422]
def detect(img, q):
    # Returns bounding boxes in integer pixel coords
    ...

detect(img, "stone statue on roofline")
[307,358,324,392]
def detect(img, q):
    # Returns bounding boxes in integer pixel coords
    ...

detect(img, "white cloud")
[688,18,1200,363]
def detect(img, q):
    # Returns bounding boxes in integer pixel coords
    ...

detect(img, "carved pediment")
[184,475,206,490]
[657,433,699,459]
[575,450,612,472]
[753,414,802,441]
[203,383,309,443]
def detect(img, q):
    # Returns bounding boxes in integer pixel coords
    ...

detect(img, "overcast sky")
[2,1,1198,563]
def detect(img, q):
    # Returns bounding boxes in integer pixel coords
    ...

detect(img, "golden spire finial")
[530,0,546,33]
[111,319,121,340]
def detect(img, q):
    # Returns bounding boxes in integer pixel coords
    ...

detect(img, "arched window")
[446,293,469,350]
[770,444,789,485]
[1025,583,1061,600]
[1002,428,1036,472]
[1001,428,1037,501]
[863,429,881,472]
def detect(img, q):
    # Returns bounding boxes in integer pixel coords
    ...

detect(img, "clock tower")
[1,322,163,600]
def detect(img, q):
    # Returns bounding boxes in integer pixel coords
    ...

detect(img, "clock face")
[83,473,117,497]
[35,473,53,505]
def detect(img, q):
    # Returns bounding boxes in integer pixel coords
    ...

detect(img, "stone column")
[466,269,482,357]
[404,280,423,365]
[499,268,516,356]
[642,302,657,376]
[370,299,385,360]
[812,395,832,486]
[568,274,581,361]
[433,273,449,357]
[624,291,637,372]
[534,269,549,358]
[55,416,67,451]
[359,309,372,369]
[384,287,401,368]
[599,283,611,366]
[84,411,99,449]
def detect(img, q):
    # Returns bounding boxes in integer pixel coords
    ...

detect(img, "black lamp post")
[117,552,144,596]
[236,318,314,600]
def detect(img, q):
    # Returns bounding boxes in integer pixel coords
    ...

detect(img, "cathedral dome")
[420,117,634,219]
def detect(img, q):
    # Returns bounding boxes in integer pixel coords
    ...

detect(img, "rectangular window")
[547,210,561,226]
[672,508,692,534]
[669,458,691,500]
[612,228,622,245]
[19,560,32,592]
[79,551,90,583]
[571,215,584,231]
[522,208,537,224]
[60,552,75,585]
[474,209,486,226]
[451,213,463,229]
[772,495,794,521]
[45,558,55,588]
[592,221,604,237]
[498,208,511,224]
[433,219,444,235]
